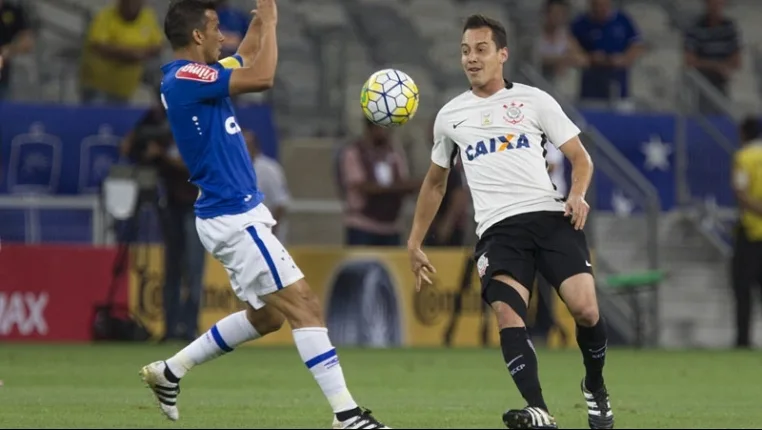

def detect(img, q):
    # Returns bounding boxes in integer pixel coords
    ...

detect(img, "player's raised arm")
[227,0,278,95]
[233,5,265,65]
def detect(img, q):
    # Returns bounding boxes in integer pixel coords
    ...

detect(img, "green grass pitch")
[1,344,760,428]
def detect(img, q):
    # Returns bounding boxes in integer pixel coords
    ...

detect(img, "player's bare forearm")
[253,21,277,77]
[407,163,449,249]
[228,0,278,95]
[560,138,593,198]
[228,22,277,94]
[236,16,263,64]
[568,155,593,198]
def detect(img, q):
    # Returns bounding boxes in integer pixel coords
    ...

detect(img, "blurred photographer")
[121,91,206,342]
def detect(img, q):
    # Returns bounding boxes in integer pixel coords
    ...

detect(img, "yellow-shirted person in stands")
[731,116,762,349]
[80,0,163,104]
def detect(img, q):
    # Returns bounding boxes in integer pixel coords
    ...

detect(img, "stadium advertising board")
[0,245,128,341]
[129,246,577,348]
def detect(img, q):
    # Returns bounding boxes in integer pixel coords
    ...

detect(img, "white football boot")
[139,361,180,421]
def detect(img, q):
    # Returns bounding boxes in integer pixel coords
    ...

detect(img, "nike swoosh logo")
[452,119,467,129]
[585,260,592,267]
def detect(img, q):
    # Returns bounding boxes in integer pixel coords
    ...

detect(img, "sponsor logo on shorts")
[477,253,489,278]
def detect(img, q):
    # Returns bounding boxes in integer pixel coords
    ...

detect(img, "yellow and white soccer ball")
[360,68,419,127]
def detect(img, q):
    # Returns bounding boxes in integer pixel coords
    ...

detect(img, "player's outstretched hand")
[254,0,277,25]
[408,246,436,292]
[564,193,590,231]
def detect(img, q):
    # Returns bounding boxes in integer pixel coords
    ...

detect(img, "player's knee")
[245,307,285,335]
[492,302,526,328]
[265,279,325,329]
[484,277,529,329]
[571,304,599,327]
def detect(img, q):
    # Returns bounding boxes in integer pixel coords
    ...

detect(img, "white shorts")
[195,204,304,309]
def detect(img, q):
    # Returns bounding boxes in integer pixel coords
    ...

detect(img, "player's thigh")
[536,215,599,324]
[234,223,306,306]
[196,213,305,311]
[475,235,536,328]
[535,214,593,289]
[230,224,325,328]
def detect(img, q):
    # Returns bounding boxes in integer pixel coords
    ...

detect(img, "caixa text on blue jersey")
[465,133,531,161]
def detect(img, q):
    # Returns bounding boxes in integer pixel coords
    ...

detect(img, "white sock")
[293,327,359,414]
[165,311,260,379]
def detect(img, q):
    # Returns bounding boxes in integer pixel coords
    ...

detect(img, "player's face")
[200,10,225,63]
[461,28,507,88]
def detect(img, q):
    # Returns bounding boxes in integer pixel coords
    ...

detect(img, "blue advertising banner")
[0,101,278,195]
[0,101,742,243]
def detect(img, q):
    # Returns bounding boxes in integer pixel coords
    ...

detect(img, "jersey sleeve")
[536,90,581,149]
[169,55,243,103]
[431,111,457,168]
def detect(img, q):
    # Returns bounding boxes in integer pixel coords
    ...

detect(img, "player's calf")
[485,276,551,416]
[559,273,607,391]
[262,279,389,428]
[559,273,613,429]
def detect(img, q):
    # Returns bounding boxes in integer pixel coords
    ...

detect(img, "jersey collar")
[469,78,514,91]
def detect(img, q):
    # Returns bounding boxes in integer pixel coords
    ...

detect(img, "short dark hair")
[462,14,508,50]
[164,0,219,50]
[740,116,761,142]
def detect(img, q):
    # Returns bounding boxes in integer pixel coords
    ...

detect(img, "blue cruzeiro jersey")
[160,54,263,219]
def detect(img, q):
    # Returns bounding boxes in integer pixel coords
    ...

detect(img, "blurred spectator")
[0,0,34,99]
[571,0,644,103]
[538,0,587,84]
[217,0,251,59]
[244,129,291,242]
[121,91,205,342]
[339,119,418,247]
[684,0,741,113]
[80,0,162,105]
[423,120,469,247]
[730,116,762,349]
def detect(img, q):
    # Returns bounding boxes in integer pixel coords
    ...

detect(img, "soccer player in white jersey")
[407,15,613,430]
[138,1,388,428]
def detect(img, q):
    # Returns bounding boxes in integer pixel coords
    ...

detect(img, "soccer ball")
[360,69,419,127]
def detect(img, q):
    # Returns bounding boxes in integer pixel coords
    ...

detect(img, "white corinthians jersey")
[432,81,581,238]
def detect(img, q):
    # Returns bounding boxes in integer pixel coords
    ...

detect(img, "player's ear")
[192,28,204,46]
[499,47,509,65]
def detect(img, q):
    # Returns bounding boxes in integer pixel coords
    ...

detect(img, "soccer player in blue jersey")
[139,1,389,428]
